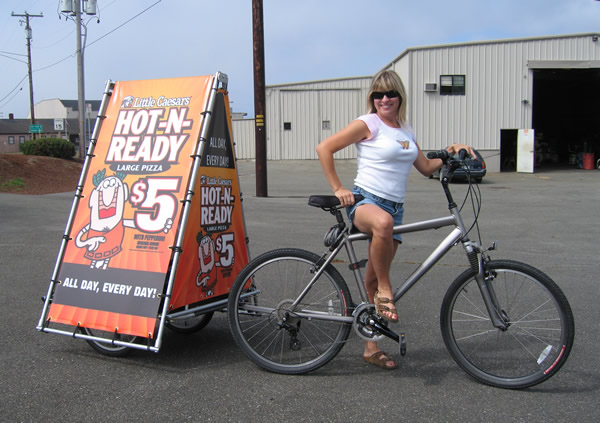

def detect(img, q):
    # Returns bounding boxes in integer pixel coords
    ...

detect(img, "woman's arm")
[316,119,370,206]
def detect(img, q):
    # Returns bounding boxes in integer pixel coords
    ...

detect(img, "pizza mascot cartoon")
[195,232,218,297]
[74,169,172,269]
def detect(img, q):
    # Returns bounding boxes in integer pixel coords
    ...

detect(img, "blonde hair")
[367,70,407,125]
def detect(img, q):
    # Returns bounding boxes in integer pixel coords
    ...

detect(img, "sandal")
[363,351,397,370]
[374,291,399,322]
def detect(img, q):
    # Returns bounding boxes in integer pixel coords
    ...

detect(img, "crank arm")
[369,318,400,343]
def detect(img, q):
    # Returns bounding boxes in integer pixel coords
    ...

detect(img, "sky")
[1,0,600,119]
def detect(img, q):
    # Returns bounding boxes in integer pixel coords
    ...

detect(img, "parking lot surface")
[1,160,599,422]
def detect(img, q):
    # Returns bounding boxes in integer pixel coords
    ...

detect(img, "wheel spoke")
[441,260,574,389]
[228,249,352,374]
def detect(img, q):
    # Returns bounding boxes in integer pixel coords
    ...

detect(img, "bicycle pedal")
[400,333,407,356]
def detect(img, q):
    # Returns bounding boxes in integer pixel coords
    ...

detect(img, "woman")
[316,69,473,370]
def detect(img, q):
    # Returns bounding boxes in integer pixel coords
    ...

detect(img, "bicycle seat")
[308,194,364,209]
[308,195,340,208]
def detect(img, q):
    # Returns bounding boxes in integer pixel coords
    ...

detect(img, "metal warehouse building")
[233,33,600,172]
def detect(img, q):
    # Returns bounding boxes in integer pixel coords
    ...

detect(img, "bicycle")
[227,150,574,389]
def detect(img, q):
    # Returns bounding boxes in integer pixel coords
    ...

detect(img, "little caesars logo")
[105,94,195,174]
[121,95,191,108]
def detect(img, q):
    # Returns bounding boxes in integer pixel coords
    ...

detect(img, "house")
[0,99,101,153]
[0,115,78,153]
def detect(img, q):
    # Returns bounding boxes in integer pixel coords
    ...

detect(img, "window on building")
[283,122,292,130]
[19,136,25,144]
[440,75,466,95]
[322,120,331,130]
[8,136,14,144]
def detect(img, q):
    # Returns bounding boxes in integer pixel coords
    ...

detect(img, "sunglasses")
[371,90,400,100]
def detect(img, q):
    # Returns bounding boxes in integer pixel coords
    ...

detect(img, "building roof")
[0,118,80,135]
[58,99,102,112]
[381,32,600,70]
[267,75,372,89]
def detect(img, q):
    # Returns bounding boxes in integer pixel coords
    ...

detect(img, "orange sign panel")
[169,91,249,310]
[47,76,249,338]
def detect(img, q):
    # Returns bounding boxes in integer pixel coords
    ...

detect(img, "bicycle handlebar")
[427,150,451,161]
[427,148,470,162]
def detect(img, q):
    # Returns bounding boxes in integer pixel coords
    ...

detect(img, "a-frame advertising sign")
[37,73,250,353]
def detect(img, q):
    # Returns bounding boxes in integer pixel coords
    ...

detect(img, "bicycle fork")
[464,241,510,331]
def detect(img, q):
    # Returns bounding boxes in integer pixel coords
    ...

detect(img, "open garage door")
[531,66,600,169]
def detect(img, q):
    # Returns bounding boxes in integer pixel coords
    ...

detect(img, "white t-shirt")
[354,113,419,203]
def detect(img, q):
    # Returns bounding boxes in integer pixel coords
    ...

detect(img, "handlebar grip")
[457,148,468,160]
[427,150,450,160]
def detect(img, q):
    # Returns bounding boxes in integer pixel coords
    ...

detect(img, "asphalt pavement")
[1,160,599,422]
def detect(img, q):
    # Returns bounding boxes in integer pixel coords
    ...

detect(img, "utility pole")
[75,0,86,159]
[11,11,43,139]
[252,0,268,197]
[60,0,97,159]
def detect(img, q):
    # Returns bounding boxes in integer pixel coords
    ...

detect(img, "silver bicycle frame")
[299,200,508,329]
[288,208,468,323]
[347,214,465,303]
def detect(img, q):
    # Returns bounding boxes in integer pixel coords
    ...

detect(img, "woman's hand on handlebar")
[334,187,355,207]
[446,143,476,159]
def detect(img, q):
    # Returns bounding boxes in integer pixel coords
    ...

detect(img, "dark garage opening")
[532,68,600,169]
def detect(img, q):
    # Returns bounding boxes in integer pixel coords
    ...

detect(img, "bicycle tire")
[81,327,139,357]
[440,259,574,389]
[228,248,353,374]
[166,311,214,334]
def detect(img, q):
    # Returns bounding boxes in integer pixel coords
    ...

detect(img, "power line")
[33,51,73,72]
[29,1,162,74]
[0,74,27,105]
[2,2,163,115]
[0,50,27,57]
[0,85,25,109]
[0,52,28,64]
[86,0,162,49]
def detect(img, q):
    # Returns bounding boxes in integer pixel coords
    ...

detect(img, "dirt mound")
[0,154,83,195]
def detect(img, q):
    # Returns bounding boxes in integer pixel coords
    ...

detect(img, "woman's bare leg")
[353,204,400,367]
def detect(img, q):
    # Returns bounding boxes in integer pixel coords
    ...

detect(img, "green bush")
[20,137,75,159]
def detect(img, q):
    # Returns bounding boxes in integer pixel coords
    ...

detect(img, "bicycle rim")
[441,260,574,389]
[228,249,352,374]
[165,311,213,334]
[81,327,139,357]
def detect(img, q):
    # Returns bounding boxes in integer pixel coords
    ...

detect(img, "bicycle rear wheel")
[227,248,353,374]
[440,259,574,389]
[81,327,139,357]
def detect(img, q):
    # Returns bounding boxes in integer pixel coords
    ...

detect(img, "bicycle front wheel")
[440,260,574,389]
[228,248,353,374]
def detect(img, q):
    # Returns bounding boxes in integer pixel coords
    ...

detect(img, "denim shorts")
[346,186,405,243]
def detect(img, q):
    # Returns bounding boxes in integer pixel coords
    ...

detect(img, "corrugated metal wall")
[232,77,372,160]
[265,77,372,160]
[393,34,600,159]
[232,118,255,160]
